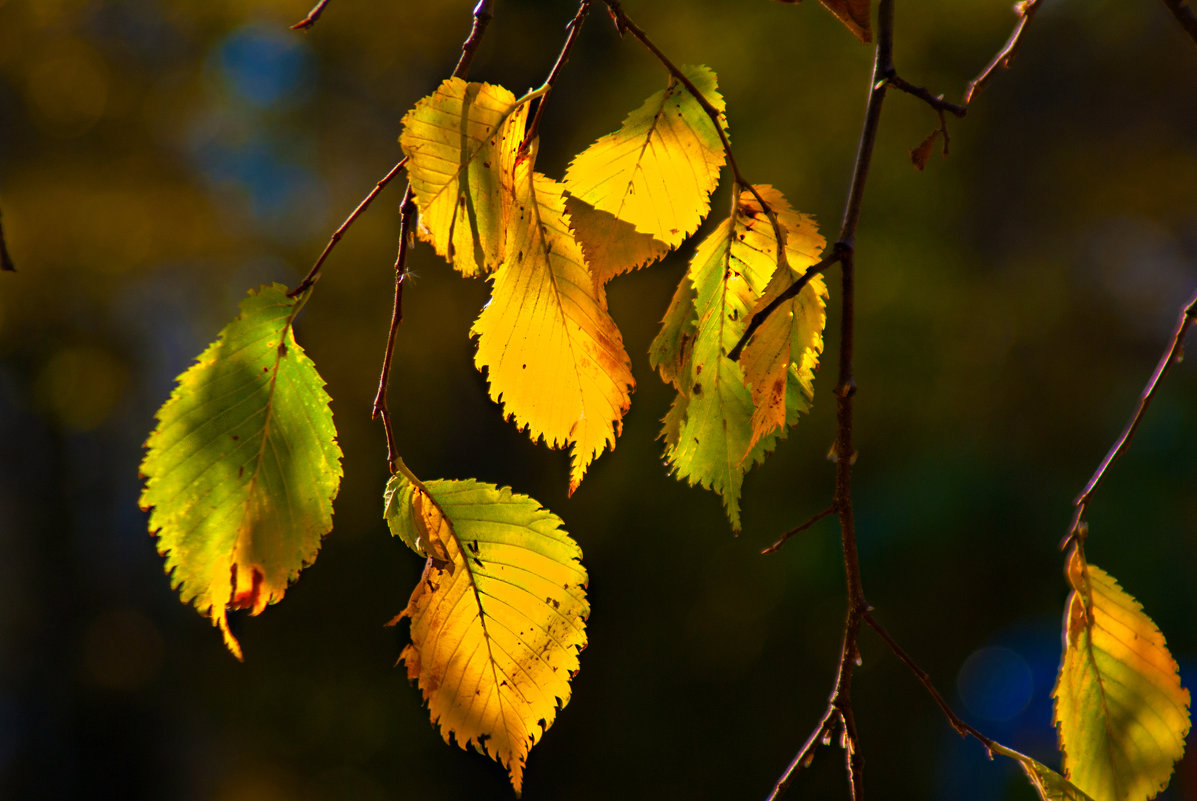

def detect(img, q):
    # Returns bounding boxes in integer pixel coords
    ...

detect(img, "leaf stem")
[964,0,1044,104]
[289,157,409,298]
[1062,287,1197,549]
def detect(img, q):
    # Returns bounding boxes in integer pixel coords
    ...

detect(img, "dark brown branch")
[523,1,591,151]
[290,0,330,31]
[372,187,418,472]
[1062,287,1197,549]
[729,246,846,361]
[862,611,997,750]
[886,74,967,118]
[453,0,496,79]
[288,157,408,298]
[762,504,838,555]
[0,209,15,272]
[1161,0,1197,45]
[769,0,899,795]
[370,2,497,470]
[964,0,1044,104]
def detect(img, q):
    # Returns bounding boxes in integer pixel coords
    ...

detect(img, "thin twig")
[523,1,592,151]
[288,157,408,298]
[453,0,496,79]
[1061,287,1197,550]
[762,504,838,554]
[370,2,498,470]
[862,611,997,750]
[729,246,846,361]
[964,0,1044,104]
[372,187,418,472]
[0,209,15,272]
[1160,0,1197,45]
[886,74,967,118]
[290,0,330,31]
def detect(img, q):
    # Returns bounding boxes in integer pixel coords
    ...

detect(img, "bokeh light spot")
[216,24,308,108]
[26,38,109,138]
[956,645,1034,723]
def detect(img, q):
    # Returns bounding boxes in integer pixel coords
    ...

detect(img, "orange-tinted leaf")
[820,0,872,43]
[1054,549,1190,801]
[738,187,827,453]
[386,474,588,795]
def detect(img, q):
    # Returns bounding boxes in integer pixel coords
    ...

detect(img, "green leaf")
[140,284,343,660]
[564,64,726,284]
[386,473,588,796]
[663,186,824,530]
[990,742,1097,801]
[1053,549,1191,801]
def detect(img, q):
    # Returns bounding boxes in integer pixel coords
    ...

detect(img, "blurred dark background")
[1,1,1195,799]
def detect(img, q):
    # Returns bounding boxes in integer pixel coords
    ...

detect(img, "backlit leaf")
[564,195,670,295]
[1053,549,1191,801]
[400,78,531,277]
[648,270,698,389]
[821,0,873,43]
[664,186,824,530]
[472,150,634,493]
[990,742,1097,801]
[738,186,827,453]
[564,64,726,284]
[139,284,342,659]
[385,473,588,796]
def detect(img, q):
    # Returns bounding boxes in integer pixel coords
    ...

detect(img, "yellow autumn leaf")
[563,195,669,300]
[1053,548,1191,801]
[385,473,588,796]
[399,78,533,277]
[564,65,726,285]
[472,149,634,493]
[738,186,827,454]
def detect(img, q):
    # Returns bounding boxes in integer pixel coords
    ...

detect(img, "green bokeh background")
[1,1,1195,799]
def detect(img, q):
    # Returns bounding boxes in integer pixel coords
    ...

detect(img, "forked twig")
[289,157,408,298]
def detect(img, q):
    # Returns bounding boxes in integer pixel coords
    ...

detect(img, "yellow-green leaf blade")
[472,156,634,492]
[564,195,670,293]
[990,742,1098,801]
[139,284,343,659]
[738,186,827,453]
[386,474,588,795]
[564,64,726,282]
[665,187,817,530]
[1053,550,1191,801]
[400,78,530,277]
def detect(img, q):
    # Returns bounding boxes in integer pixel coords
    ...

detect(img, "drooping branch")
[1062,287,1197,549]
[372,186,418,471]
[289,157,408,298]
[964,0,1044,104]
[1160,0,1197,46]
[523,1,592,150]
[453,0,496,80]
[290,0,331,31]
